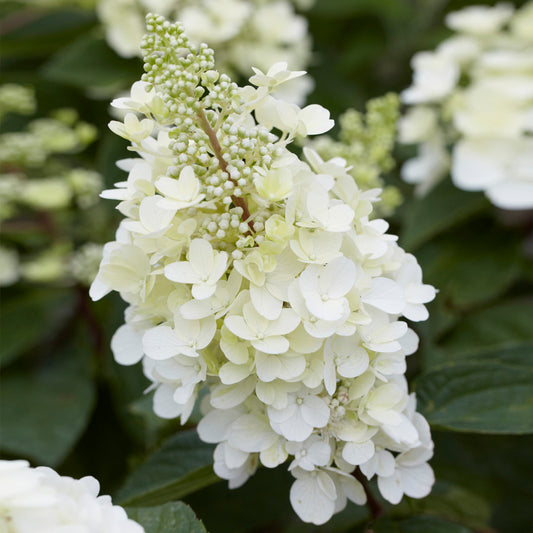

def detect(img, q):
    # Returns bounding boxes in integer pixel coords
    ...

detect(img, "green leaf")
[0,329,96,465]
[441,298,533,355]
[117,429,219,506]
[405,479,491,532]
[415,224,521,309]
[42,34,140,90]
[416,345,533,434]
[400,178,489,251]
[126,502,207,533]
[0,287,76,367]
[431,431,533,533]
[373,515,474,533]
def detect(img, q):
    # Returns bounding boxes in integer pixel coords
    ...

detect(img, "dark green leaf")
[117,429,218,506]
[400,178,489,251]
[126,502,207,533]
[417,345,533,434]
[431,431,533,533]
[373,515,473,533]
[0,287,76,367]
[420,297,533,369]
[42,34,140,90]
[0,329,96,465]
[405,479,491,531]
[441,298,533,355]
[416,225,521,309]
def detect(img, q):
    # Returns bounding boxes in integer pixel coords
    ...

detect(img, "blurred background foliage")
[1,1,532,532]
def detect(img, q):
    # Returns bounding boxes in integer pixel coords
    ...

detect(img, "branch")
[2,211,59,239]
[0,8,42,36]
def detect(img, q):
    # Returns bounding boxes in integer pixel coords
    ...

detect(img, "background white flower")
[0,460,144,533]
[399,1,533,209]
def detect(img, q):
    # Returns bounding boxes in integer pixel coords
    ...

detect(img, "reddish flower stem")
[353,468,385,521]
[196,109,254,234]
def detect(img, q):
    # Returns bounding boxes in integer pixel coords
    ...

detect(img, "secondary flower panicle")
[0,460,144,533]
[399,1,533,209]
[91,15,436,525]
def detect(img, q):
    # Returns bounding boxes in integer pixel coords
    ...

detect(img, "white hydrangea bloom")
[399,1,533,209]
[91,16,436,525]
[0,460,144,533]
[97,0,313,104]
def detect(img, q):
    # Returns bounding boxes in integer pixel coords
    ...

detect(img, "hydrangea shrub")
[91,15,437,525]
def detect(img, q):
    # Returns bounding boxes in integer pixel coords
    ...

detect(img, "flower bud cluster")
[98,0,312,103]
[0,460,144,533]
[309,94,402,216]
[399,2,533,209]
[91,16,436,525]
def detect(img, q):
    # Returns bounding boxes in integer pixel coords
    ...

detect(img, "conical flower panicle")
[91,14,436,525]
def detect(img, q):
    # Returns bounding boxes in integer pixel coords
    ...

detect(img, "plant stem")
[76,286,105,360]
[196,109,254,234]
[0,8,41,35]
[354,468,385,521]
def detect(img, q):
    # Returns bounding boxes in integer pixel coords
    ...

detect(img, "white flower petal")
[363,277,405,314]
[290,472,336,525]
[402,462,435,499]
[153,384,182,419]
[210,377,256,409]
[252,335,290,355]
[301,396,330,428]
[143,325,182,360]
[111,324,144,366]
[165,262,200,284]
[228,414,277,453]
[342,441,375,466]
[197,407,243,443]
[377,470,403,504]
[250,283,283,320]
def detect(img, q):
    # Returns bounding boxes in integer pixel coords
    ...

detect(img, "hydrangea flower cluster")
[399,2,533,209]
[0,85,103,286]
[91,16,436,524]
[98,0,312,103]
[0,460,144,533]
